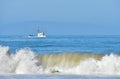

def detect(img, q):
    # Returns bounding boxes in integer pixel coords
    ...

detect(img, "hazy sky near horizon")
[0,0,120,35]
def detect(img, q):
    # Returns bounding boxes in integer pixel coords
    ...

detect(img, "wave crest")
[0,46,120,75]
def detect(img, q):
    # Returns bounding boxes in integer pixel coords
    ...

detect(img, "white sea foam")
[0,46,120,75]
[0,46,43,74]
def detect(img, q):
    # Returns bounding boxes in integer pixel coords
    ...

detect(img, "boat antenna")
[37,26,40,33]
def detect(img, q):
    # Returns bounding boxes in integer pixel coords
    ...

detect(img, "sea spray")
[0,46,13,73]
[0,46,120,75]
[13,49,42,74]
[0,46,43,74]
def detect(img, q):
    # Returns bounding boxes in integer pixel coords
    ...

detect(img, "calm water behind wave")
[0,35,120,54]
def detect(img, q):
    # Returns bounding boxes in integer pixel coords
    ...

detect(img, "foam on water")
[0,46,120,75]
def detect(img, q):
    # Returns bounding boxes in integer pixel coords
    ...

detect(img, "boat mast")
[37,26,40,33]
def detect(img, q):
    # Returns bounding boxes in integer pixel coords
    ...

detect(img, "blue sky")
[0,0,120,35]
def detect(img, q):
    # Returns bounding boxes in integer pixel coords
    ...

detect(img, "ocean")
[0,35,120,79]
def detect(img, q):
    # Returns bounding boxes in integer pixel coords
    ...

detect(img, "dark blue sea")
[1,35,120,54]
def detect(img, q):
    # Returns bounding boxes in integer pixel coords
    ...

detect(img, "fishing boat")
[37,27,46,37]
[28,27,46,38]
[37,32,46,37]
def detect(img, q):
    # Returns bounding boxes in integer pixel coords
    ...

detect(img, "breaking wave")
[0,46,120,75]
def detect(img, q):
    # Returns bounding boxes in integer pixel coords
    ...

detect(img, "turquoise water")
[0,35,120,54]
